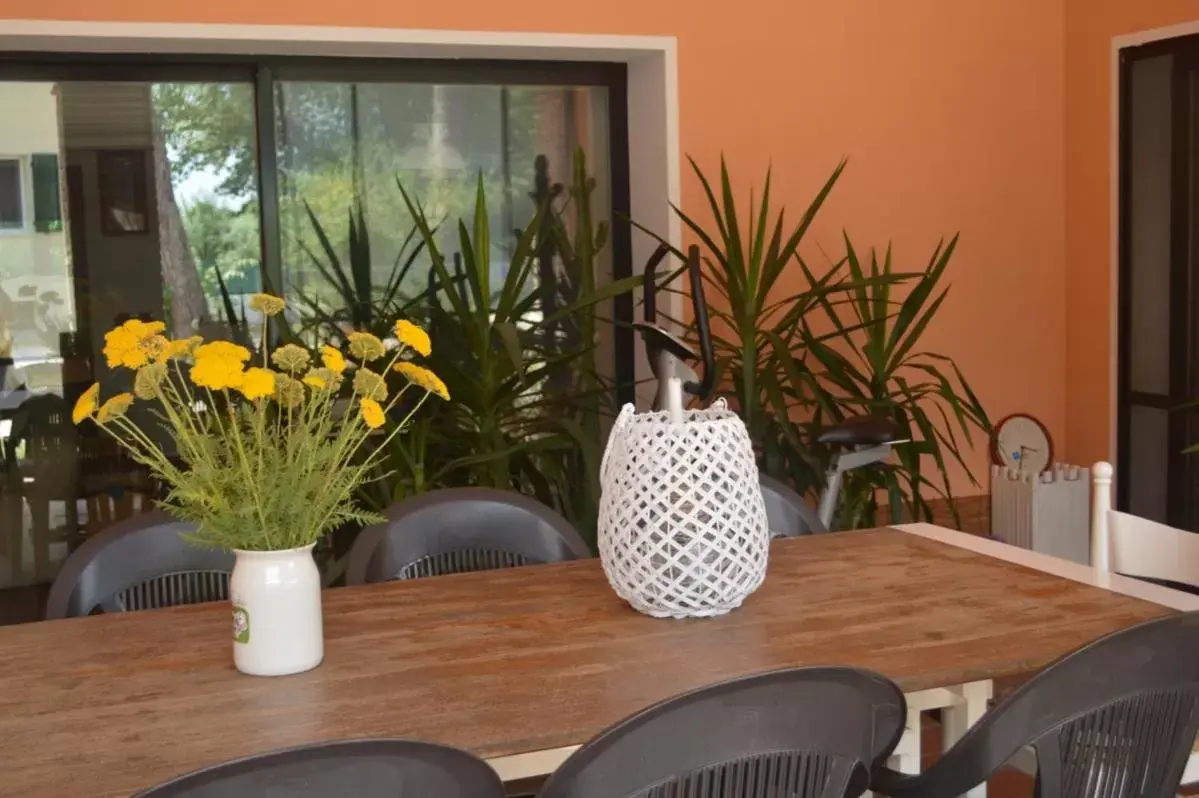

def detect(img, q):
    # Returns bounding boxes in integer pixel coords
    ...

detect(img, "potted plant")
[72,297,448,676]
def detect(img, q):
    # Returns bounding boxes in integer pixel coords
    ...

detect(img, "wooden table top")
[0,527,1170,797]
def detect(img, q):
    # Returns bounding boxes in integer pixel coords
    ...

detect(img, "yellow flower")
[274,374,305,408]
[303,367,340,391]
[270,344,310,374]
[395,361,450,401]
[320,345,347,374]
[156,336,202,363]
[347,332,385,362]
[238,367,276,401]
[394,319,432,357]
[248,293,286,317]
[72,383,100,425]
[96,392,134,423]
[133,362,168,400]
[194,341,251,363]
[352,367,388,401]
[103,319,165,369]
[190,355,246,391]
[359,397,385,430]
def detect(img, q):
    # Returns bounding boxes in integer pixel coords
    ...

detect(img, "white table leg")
[940,680,993,798]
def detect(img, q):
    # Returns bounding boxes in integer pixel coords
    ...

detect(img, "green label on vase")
[232,605,250,644]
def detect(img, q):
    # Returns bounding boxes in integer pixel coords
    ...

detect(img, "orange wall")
[2,2,1071,494]
[1064,1,1197,468]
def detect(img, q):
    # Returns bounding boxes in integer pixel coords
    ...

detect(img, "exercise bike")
[635,243,906,535]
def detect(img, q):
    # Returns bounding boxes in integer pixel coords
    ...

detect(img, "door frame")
[0,18,682,399]
[1111,22,1199,497]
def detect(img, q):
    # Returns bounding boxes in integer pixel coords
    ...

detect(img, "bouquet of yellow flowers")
[74,293,448,551]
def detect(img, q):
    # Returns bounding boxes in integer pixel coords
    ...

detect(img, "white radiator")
[990,463,1091,565]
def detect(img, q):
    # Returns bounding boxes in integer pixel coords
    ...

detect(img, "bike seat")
[816,415,897,447]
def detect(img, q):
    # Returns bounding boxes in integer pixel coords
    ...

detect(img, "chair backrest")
[760,473,827,537]
[873,612,1199,798]
[45,510,234,619]
[11,392,78,493]
[537,667,906,798]
[346,487,591,585]
[1091,461,1199,592]
[134,738,506,798]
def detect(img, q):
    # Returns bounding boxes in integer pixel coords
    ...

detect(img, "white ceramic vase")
[230,543,323,676]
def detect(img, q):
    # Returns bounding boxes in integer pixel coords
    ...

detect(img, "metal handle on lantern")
[642,243,671,325]
[685,245,715,401]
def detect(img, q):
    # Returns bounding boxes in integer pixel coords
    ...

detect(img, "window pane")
[31,153,61,233]
[0,159,22,229]
[274,81,612,346]
[0,80,259,624]
[1128,54,1173,396]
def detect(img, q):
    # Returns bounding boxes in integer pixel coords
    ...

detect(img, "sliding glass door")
[0,56,629,623]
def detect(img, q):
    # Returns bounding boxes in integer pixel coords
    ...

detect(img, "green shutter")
[31,153,61,233]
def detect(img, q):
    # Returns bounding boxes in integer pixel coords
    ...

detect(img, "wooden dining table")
[0,523,1192,797]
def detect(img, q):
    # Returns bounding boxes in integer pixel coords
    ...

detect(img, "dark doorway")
[1119,35,1199,528]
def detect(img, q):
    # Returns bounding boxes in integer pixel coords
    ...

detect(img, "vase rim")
[232,542,317,557]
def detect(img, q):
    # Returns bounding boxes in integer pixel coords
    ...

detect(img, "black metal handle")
[642,243,671,324]
[685,245,715,400]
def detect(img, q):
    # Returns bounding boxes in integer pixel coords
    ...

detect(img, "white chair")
[1091,461,1199,785]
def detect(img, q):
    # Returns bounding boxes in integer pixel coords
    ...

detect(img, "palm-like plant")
[394,174,639,544]
[795,236,990,528]
[637,155,989,527]
[292,201,428,341]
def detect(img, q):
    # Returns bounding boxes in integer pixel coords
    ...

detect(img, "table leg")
[941,679,993,798]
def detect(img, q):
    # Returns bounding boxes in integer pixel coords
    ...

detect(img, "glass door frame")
[0,52,635,402]
[1117,36,1199,523]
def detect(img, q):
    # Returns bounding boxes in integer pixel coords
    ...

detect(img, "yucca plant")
[394,173,640,544]
[292,201,428,341]
[636,156,989,527]
[794,236,990,528]
[634,156,904,497]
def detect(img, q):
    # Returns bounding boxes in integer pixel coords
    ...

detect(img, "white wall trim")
[0,19,682,390]
[1108,20,1199,468]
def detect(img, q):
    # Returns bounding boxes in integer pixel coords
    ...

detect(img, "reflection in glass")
[274,82,611,345]
[0,80,259,623]
[0,74,614,626]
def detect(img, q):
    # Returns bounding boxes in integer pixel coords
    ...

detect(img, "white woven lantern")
[598,398,770,619]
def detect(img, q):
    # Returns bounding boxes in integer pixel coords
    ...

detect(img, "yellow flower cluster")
[72,383,100,424]
[239,367,276,401]
[96,393,134,424]
[74,304,450,438]
[320,346,347,374]
[348,332,386,362]
[395,361,450,401]
[190,341,252,392]
[157,336,202,363]
[271,344,310,374]
[248,293,286,317]
[359,398,385,429]
[394,319,432,357]
[103,319,166,369]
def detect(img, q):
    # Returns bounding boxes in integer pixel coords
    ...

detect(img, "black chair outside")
[134,739,506,797]
[873,611,1199,798]
[45,510,233,619]
[759,473,826,537]
[346,487,591,585]
[537,667,906,798]
[10,393,80,580]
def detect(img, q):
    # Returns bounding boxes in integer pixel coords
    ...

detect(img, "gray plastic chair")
[346,487,591,585]
[45,510,233,619]
[537,667,906,798]
[873,611,1199,798]
[134,738,506,797]
[760,473,827,537]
